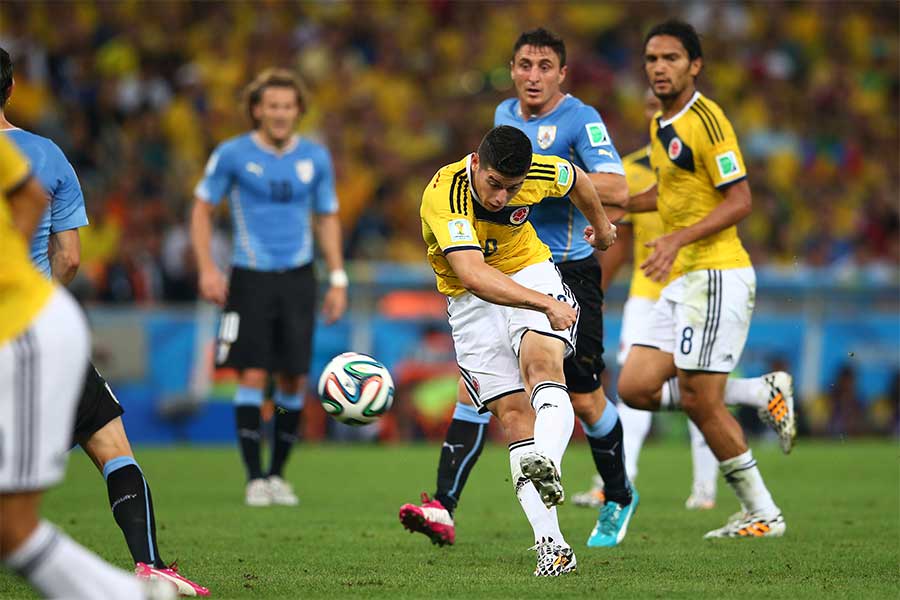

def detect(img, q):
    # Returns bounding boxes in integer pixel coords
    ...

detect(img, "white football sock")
[509,440,564,545]
[659,377,768,411]
[617,399,652,482]
[719,450,779,516]
[530,381,574,474]
[5,520,145,599]
[688,419,719,491]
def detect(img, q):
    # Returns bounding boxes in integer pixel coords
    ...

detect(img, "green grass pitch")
[1,439,897,598]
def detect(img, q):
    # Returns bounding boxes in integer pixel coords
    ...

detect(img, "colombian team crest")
[295,159,314,183]
[668,137,683,160]
[509,206,530,225]
[537,125,557,150]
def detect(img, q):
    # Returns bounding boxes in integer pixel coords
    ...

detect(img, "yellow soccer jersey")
[0,134,54,343]
[649,92,752,278]
[621,145,665,301]
[421,153,576,297]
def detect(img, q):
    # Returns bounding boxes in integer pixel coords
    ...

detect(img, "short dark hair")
[0,47,12,109]
[644,20,703,61]
[512,27,566,67]
[477,126,532,178]
[242,68,307,128]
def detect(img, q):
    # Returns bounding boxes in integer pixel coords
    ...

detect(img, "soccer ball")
[317,352,394,426]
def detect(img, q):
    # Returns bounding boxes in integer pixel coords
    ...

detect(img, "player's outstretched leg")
[433,397,490,515]
[685,420,718,510]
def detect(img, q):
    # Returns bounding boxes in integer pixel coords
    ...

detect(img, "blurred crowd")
[1,0,897,303]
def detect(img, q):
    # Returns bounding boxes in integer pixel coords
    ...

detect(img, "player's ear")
[690,57,703,78]
[558,65,567,85]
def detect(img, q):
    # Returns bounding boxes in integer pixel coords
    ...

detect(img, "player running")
[573,92,795,512]
[618,20,795,539]
[0,47,207,597]
[400,27,636,549]
[191,68,347,507]
[409,125,617,575]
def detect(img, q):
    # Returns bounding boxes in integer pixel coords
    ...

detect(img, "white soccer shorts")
[0,288,90,492]
[447,260,578,413]
[616,295,657,366]
[632,267,755,373]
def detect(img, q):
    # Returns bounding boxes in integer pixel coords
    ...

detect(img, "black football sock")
[269,407,301,478]
[235,405,264,480]
[434,416,488,515]
[103,456,165,568]
[585,419,632,506]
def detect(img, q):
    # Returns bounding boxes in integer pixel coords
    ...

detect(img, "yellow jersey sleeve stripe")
[694,99,725,142]
[690,106,718,144]
[447,168,468,215]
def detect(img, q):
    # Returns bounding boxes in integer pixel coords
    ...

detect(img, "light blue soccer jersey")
[4,129,89,277]
[194,133,339,271]
[495,95,624,262]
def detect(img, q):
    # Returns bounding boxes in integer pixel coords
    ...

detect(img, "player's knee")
[495,403,532,439]
[239,369,267,389]
[521,358,563,389]
[570,390,603,424]
[618,376,656,410]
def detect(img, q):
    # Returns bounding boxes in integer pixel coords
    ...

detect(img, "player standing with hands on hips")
[191,68,347,507]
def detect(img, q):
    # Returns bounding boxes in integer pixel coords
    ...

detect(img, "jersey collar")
[659,91,701,128]
[250,132,300,157]
[515,93,570,121]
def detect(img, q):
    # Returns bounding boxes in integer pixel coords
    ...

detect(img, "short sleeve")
[527,154,577,200]
[698,112,747,189]
[0,134,31,194]
[313,148,339,214]
[421,181,480,254]
[48,145,88,233]
[194,144,233,205]
[572,105,625,176]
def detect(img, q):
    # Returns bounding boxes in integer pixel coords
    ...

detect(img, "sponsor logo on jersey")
[448,218,474,242]
[246,162,264,177]
[716,151,741,179]
[556,162,571,186]
[295,159,315,183]
[537,125,557,150]
[585,122,610,146]
[667,137,683,160]
[509,206,530,225]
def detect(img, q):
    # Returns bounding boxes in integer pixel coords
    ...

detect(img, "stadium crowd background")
[0,1,897,439]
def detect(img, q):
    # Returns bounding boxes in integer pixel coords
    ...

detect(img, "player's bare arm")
[445,248,576,331]
[587,171,629,209]
[48,229,81,285]
[313,212,348,324]
[568,165,617,250]
[641,179,752,282]
[627,184,658,213]
[6,176,48,240]
[190,197,228,306]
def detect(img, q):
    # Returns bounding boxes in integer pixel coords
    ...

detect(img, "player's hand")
[321,285,348,324]
[583,222,617,251]
[545,298,577,331]
[641,232,683,282]
[198,267,228,307]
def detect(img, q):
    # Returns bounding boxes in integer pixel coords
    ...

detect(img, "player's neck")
[521,91,566,119]
[252,131,297,154]
[660,85,697,120]
[0,111,14,130]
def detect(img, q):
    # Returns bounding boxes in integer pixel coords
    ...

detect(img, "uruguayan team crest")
[295,159,314,183]
[537,125,557,150]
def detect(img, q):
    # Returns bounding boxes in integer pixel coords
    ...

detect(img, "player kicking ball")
[402,125,618,576]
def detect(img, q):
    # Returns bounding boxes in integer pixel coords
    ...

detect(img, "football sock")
[269,390,303,478]
[5,520,145,599]
[530,381,574,473]
[719,450,779,516]
[103,456,164,568]
[434,403,489,514]
[582,400,632,506]
[617,399,652,482]
[688,420,719,491]
[508,439,564,545]
[660,377,768,410]
[235,386,264,481]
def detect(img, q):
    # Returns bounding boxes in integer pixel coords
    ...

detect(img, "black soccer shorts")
[72,363,125,445]
[557,255,605,394]
[216,264,316,376]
